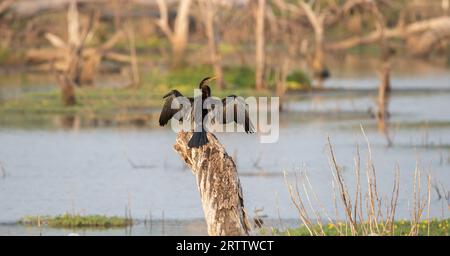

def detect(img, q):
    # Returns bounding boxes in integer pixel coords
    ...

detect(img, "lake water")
[0,65,449,235]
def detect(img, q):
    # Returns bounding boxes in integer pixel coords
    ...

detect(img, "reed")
[283,125,437,236]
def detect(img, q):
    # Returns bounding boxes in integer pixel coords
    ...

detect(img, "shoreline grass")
[18,214,133,229]
[270,219,449,236]
[0,64,311,116]
[0,85,269,115]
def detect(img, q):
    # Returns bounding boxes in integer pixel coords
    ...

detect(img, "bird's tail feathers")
[188,131,209,148]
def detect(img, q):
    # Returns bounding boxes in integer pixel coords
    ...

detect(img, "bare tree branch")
[327,16,450,51]
[45,33,67,48]
[155,0,174,41]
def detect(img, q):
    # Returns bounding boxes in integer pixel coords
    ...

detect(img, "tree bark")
[173,131,251,236]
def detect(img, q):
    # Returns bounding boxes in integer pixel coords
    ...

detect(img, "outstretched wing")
[158,90,184,126]
[221,95,255,133]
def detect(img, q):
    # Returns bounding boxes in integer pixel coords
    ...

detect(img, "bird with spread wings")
[158,77,255,148]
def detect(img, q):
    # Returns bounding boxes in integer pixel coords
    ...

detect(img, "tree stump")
[173,131,251,236]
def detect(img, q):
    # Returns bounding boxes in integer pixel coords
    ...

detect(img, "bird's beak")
[199,76,217,87]
[163,91,172,99]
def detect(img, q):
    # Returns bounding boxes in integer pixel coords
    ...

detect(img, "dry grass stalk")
[284,171,316,236]
[426,173,431,236]
[284,125,438,236]
[327,136,357,235]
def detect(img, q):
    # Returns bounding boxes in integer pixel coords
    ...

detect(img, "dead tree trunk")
[275,58,289,112]
[299,1,327,88]
[346,1,392,145]
[57,74,77,106]
[376,61,392,144]
[255,0,266,91]
[173,131,251,236]
[199,0,224,90]
[124,20,140,87]
[155,0,192,67]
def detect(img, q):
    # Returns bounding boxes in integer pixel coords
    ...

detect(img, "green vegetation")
[19,214,133,228]
[286,69,312,90]
[0,83,268,116]
[0,85,158,116]
[224,66,255,89]
[270,219,450,236]
[346,44,381,56]
[0,65,282,116]
[145,65,264,90]
[0,47,23,65]
[0,48,10,63]
[113,36,170,52]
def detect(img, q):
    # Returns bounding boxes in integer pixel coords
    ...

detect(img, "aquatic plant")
[275,219,449,236]
[18,214,133,228]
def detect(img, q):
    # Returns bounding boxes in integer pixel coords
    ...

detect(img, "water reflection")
[56,115,81,130]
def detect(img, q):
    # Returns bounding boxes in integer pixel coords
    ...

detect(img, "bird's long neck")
[200,85,211,99]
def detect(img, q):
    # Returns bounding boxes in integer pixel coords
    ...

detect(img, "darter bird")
[158,77,255,148]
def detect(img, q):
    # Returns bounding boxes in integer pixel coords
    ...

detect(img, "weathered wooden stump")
[173,131,251,236]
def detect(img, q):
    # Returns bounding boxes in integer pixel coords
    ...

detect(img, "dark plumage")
[158,77,255,148]
[158,89,185,127]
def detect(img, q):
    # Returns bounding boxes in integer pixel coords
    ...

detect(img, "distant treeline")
[0,0,449,91]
